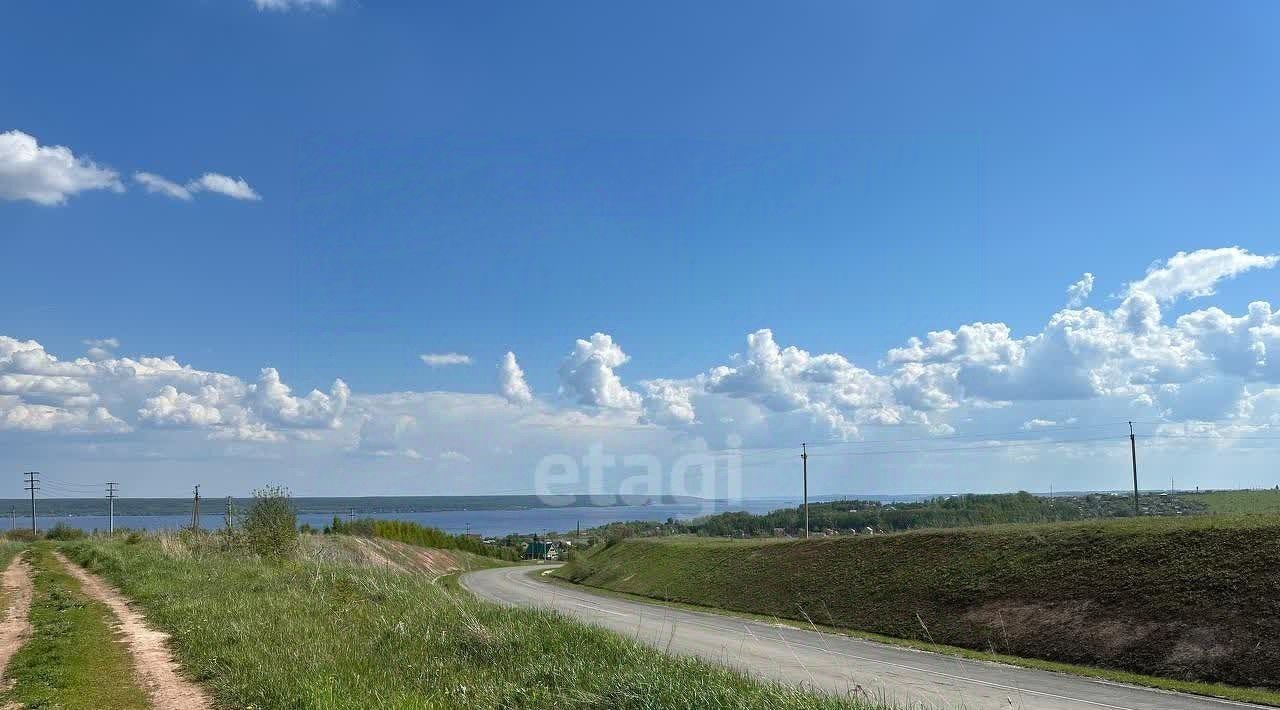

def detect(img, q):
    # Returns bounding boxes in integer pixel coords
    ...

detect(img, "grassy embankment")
[58,535,900,710]
[302,532,510,585]
[558,514,1280,702]
[327,517,522,561]
[1188,488,1280,514]
[1,543,150,709]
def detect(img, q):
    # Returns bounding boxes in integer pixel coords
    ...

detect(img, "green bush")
[241,486,299,561]
[4,529,39,543]
[44,522,87,541]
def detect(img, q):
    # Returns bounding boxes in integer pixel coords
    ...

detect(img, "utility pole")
[1129,421,1139,516]
[225,496,234,532]
[23,472,38,534]
[106,482,118,535]
[801,443,809,539]
[191,484,201,531]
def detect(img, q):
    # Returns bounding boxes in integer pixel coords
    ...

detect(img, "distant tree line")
[586,491,1188,542]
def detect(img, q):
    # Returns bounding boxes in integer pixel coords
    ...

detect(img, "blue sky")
[2,1,1280,497]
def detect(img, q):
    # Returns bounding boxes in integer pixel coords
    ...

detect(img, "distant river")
[25,499,805,537]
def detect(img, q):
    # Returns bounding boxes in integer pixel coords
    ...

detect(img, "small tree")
[242,485,298,560]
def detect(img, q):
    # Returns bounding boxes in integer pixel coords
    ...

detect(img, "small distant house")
[525,541,553,560]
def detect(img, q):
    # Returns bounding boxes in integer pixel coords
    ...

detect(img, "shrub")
[45,522,87,541]
[603,523,633,548]
[241,485,299,561]
[4,529,39,543]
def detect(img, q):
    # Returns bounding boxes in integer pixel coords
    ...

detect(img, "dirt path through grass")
[52,551,212,710]
[0,555,33,683]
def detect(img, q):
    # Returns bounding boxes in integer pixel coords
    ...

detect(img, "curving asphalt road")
[461,565,1270,710]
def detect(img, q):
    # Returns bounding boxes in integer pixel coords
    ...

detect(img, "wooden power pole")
[106,482,118,534]
[1129,421,1139,516]
[801,443,809,539]
[191,484,201,531]
[23,472,38,534]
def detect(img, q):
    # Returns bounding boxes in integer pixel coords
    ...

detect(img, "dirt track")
[53,552,212,710]
[0,556,33,684]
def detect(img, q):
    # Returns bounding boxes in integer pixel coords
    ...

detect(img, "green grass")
[1184,489,1280,514]
[300,533,513,578]
[60,536,900,710]
[2,544,150,709]
[558,514,1280,694]
[328,517,521,561]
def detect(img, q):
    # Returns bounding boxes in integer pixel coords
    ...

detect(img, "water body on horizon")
[16,494,940,537]
[24,500,782,537]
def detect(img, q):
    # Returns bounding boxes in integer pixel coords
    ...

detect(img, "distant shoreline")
[0,495,715,517]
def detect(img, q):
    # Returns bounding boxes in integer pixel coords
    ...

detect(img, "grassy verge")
[1187,489,1280,514]
[543,569,1280,707]
[299,533,513,579]
[558,514,1280,697]
[327,517,521,561]
[60,537,901,710]
[2,544,149,709]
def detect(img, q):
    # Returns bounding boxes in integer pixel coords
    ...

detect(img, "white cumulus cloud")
[705,329,903,439]
[0,402,128,433]
[4,245,1280,495]
[251,368,349,428]
[1126,247,1278,302]
[640,379,696,427]
[1065,272,1094,308]
[499,352,533,405]
[82,337,120,361]
[558,333,642,410]
[138,385,227,427]
[0,130,123,205]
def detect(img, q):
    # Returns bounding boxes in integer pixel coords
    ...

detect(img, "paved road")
[462,565,1268,710]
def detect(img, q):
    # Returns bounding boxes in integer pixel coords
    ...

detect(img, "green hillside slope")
[559,515,1280,689]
